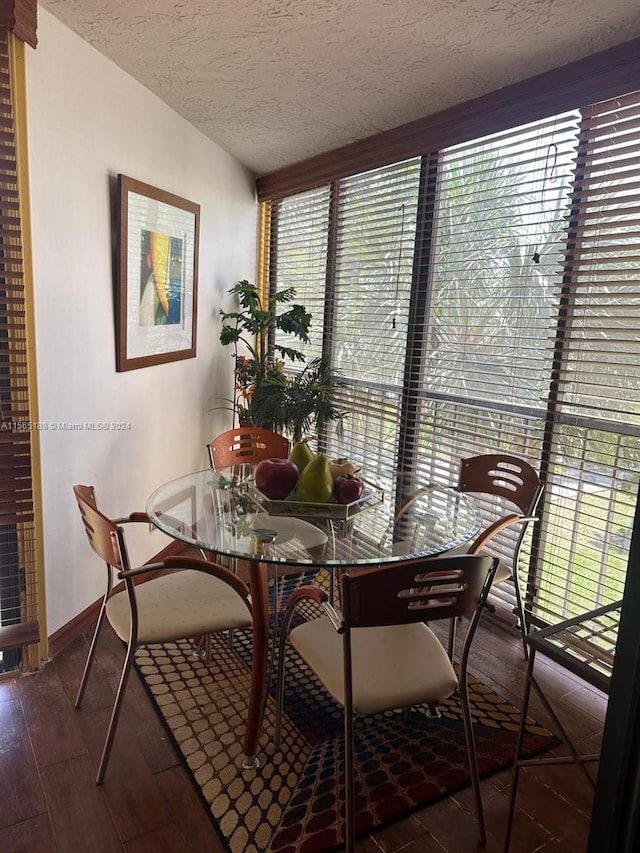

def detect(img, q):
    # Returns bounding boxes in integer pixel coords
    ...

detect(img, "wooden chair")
[207,426,289,472]
[206,424,290,575]
[395,454,543,656]
[72,485,252,783]
[274,553,499,850]
[458,454,543,650]
[206,425,322,666]
[206,426,295,580]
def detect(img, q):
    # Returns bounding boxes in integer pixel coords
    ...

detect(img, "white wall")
[26,9,257,637]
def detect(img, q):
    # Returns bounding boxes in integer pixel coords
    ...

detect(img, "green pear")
[289,440,314,474]
[296,453,334,503]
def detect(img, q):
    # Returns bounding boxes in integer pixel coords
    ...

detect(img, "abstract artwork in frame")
[115,174,200,371]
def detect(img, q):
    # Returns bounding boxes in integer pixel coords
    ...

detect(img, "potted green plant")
[218,280,345,442]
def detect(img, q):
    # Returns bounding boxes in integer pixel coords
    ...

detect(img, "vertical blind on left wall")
[0,27,40,669]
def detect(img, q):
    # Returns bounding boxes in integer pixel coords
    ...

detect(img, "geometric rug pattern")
[135,581,559,852]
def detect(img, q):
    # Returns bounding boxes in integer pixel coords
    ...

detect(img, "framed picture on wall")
[115,175,200,371]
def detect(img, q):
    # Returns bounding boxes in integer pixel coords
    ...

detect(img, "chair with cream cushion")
[394,454,543,657]
[73,484,252,783]
[207,425,290,474]
[274,553,499,851]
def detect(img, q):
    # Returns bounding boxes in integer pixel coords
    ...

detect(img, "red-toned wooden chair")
[72,485,252,783]
[206,425,294,579]
[206,425,324,662]
[275,553,499,850]
[207,426,289,473]
[394,454,543,657]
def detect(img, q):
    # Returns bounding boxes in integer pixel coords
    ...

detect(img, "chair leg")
[447,615,457,660]
[265,569,281,695]
[95,640,136,784]
[274,589,300,750]
[274,636,287,749]
[75,603,108,708]
[459,658,486,844]
[344,693,356,852]
[201,633,214,663]
[511,574,530,659]
[503,648,536,851]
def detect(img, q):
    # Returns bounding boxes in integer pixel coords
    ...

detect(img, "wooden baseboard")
[47,538,189,658]
[47,600,100,659]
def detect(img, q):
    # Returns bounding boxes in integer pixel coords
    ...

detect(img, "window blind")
[537,90,640,627]
[0,0,37,50]
[0,28,40,669]
[407,113,581,601]
[326,159,421,491]
[269,185,330,364]
[267,87,640,661]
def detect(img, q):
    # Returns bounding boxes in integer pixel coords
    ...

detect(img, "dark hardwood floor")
[0,616,604,852]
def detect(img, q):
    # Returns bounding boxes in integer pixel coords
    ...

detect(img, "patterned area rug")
[134,577,558,852]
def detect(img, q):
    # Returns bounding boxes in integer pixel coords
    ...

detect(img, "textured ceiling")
[40,0,640,176]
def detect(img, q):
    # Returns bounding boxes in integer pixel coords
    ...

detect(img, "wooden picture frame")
[115,175,200,371]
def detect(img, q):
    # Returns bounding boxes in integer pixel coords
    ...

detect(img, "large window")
[268,89,640,656]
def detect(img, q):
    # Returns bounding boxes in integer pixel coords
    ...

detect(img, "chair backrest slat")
[207,427,289,469]
[342,554,497,629]
[458,454,542,516]
[73,484,126,571]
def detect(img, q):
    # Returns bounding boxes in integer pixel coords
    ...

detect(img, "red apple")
[333,474,365,504]
[255,458,299,500]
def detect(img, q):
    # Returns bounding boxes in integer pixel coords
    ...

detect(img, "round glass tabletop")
[146,468,481,567]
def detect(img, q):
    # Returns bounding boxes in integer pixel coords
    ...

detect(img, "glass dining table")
[146,468,481,767]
